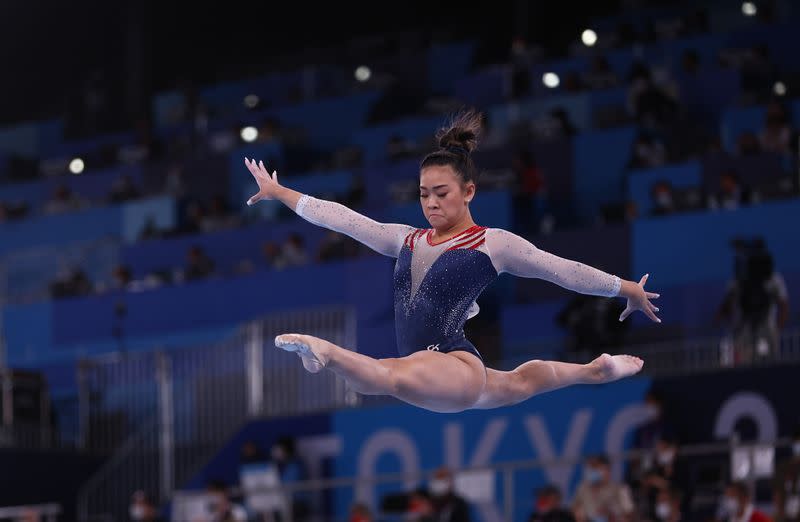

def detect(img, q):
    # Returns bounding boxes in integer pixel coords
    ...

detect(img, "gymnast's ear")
[464,181,476,204]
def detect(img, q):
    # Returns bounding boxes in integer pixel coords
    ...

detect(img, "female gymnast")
[244,111,660,413]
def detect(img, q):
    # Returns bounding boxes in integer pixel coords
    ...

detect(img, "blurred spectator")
[201,195,239,233]
[556,295,628,357]
[262,240,282,268]
[105,264,134,293]
[625,201,639,222]
[428,467,471,522]
[637,390,672,444]
[717,238,789,361]
[639,435,691,520]
[185,245,215,281]
[708,171,754,211]
[318,230,359,262]
[628,134,667,170]
[759,101,792,155]
[350,502,373,522]
[139,216,163,241]
[275,233,309,269]
[533,108,577,141]
[650,180,676,216]
[737,132,761,157]
[129,490,162,522]
[0,200,29,222]
[529,484,575,522]
[239,440,267,465]
[109,174,142,204]
[773,425,800,522]
[740,45,777,104]
[627,63,678,131]
[50,267,93,299]
[178,201,205,236]
[206,481,247,522]
[406,488,435,522]
[270,436,310,522]
[584,56,620,90]
[386,134,416,162]
[655,488,683,522]
[572,455,635,522]
[44,185,85,215]
[550,108,577,138]
[511,149,547,232]
[721,481,772,522]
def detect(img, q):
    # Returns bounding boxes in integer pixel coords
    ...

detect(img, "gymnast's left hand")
[244,157,281,205]
[619,273,661,323]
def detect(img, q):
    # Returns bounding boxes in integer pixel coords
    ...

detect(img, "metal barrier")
[206,439,790,522]
[497,327,800,378]
[78,305,357,522]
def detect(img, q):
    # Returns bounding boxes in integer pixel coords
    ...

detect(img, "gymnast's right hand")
[244,157,280,205]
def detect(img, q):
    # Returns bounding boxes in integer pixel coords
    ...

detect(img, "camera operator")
[717,238,789,362]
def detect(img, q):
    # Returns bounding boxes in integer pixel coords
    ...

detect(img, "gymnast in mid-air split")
[244,110,661,413]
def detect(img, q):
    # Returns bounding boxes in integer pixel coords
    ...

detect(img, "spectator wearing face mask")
[720,481,772,522]
[650,181,676,217]
[128,490,162,522]
[572,455,635,522]
[641,436,691,520]
[270,436,311,521]
[427,467,471,522]
[529,484,575,522]
[654,488,683,522]
[773,426,800,522]
[205,482,247,522]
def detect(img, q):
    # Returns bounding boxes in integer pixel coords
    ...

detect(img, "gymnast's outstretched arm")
[244,158,414,258]
[485,228,661,322]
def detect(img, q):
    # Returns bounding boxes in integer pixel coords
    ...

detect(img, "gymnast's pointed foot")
[275,333,331,374]
[588,353,643,384]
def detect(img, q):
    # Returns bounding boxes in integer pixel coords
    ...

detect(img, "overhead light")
[240,126,258,143]
[773,81,786,96]
[542,72,560,88]
[581,29,598,47]
[243,94,260,109]
[69,158,85,175]
[354,66,371,82]
[741,2,757,16]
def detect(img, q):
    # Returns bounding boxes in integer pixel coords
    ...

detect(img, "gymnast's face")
[419,165,474,229]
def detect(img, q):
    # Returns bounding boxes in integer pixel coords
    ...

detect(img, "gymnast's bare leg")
[472,354,643,409]
[275,333,486,413]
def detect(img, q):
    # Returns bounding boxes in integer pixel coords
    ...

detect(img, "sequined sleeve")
[294,195,415,258]
[484,228,621,297]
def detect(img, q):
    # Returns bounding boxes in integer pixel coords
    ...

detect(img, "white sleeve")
[485,228,621,297]
[294,195,414,258]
